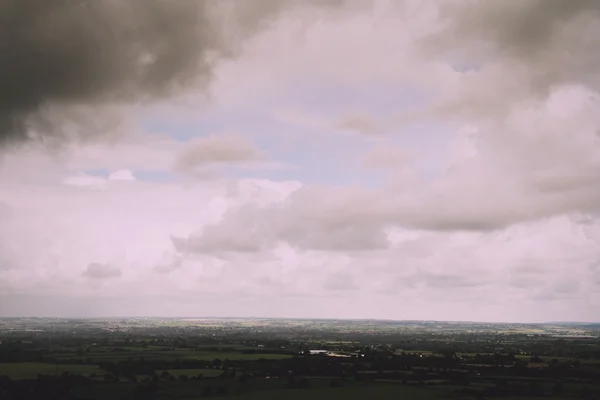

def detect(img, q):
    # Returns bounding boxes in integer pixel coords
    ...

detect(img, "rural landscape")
[1,318,600,399]
[2,1,600,399]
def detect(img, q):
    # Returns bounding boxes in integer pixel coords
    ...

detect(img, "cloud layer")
[0,0,345,147]
[1,0,599,322]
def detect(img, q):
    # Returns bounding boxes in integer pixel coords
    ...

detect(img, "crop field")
[0,362,103,380]
[155,368,223,378]
[51,350,293,363]
[234,384,444,400]
[1,318,599,399]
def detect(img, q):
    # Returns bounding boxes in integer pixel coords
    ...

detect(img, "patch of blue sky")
[140,112,227,141]
[82,168,177,183]
[221,163,384,189]
[275,78,430,116]
[140,76,432,139]
[83,168,109,177]
[137,78,454,185]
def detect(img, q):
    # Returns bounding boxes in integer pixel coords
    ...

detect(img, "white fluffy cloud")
[1,0,600,321]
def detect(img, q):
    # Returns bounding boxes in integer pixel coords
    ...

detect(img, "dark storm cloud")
[0,0,348,147]
[427,0,600,95]
[438,0,600,56]
[0,0,214,145]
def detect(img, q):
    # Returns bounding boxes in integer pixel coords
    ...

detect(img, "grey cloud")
[1,0,211,146]
[83,262,121,279]
[0,200,12,218]
[171,203,271,254]
[421,272,488,289]
[590,261,600,285]
[0,0,346,147]
[0,243,19,271]
[323,272,358,291]
[377,276,414,294]
[280,223,389,252]
[509,275,538,289]
[173,221,389,254]
[172,170,600,255]
[171,186,390,254]
[531,288,579,302]
[336,113,383,135]
[172,230,266,255]
[174,135,264,172]
[379,271,490,293]
[153,257,182,274]
[360,145,413,170]
[510,261,551,275]
[425,0,600,97]
[552,279,581,294]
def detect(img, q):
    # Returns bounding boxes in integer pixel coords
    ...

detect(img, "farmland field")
[51,350,293,363]
[1,318,599,399]
[0,362,103,379]
[234,384,444,400]
[155,368,223,378]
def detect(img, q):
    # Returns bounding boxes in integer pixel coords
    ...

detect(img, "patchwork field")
[0,362,103,380]
[1,318,599,399]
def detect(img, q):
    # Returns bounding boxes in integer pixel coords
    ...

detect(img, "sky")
[1,0,600,322]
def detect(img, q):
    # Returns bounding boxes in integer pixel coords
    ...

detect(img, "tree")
[552,382,563,394]
[581,386,592,399]
[298,377,309,389]
[159,370,171,380]
[287,376,296,389]
[329,378,342,387]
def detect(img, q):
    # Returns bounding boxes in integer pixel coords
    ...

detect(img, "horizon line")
[1,316,599,325]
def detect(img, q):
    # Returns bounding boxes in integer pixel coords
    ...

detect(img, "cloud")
[0,200,12,217]
[1,0,208,146]
[174,184,391,253]
[83,263,121,279]
[172,226,266,254]
[0,0,346,148]
[63,173,108,190]
[174,134,265,172]
[414,0,600,122]
[271,109,331,132]
[63,169,136,190]
[153,253,183,274]
[61,132,188,172]
[337,113,383,135]
[360,144,412,170]
[185,99,600,237]
[324,272,358,291]
[2,1,600,322]
[0,242,19,271]
[109,170,136,181]
[420,272,489,289]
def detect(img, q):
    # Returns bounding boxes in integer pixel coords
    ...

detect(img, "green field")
[53,350,293,362]
[0,362,103,379]
[155,368,223,378]
[70,380,450,400]
[2,317,599,400]
[234,384,444,400]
